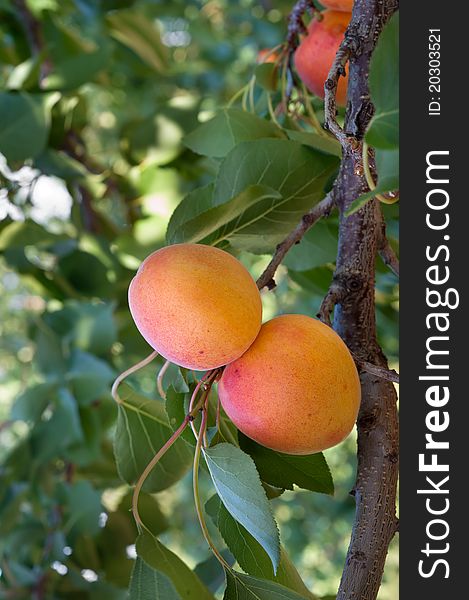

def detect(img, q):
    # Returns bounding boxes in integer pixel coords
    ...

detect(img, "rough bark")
[323,1,399,599]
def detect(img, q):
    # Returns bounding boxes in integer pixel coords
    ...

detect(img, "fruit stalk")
[322,1,399,598]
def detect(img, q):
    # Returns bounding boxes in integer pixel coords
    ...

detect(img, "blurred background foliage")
[0,0,398,598]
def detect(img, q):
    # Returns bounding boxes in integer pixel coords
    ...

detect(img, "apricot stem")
[131,393,208,531]
[156,360,171,400]
[300,82,326,137]
[192,397,232,571]
[362,141,399,205]
[267,93,281,128]
[111,350,158,405]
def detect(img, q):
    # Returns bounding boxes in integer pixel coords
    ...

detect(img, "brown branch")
[256,192,335,290]
[321,1,399,599]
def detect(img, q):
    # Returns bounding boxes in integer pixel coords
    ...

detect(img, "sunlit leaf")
[204,443,280,573]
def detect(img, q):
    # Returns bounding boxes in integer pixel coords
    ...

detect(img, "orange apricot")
[320,0,354,11]
[218,314,360,455]
[294,10,350,106]
[128,244,262,370]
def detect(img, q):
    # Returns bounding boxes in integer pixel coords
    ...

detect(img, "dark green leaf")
[194,551,235,593]
[129,557,182,600]
[207,496,314,598]
[239,435,333,495]
[254,63,278,91]
[67,350,115,405]
[114,383,192,492]
[184,108,285,158]
[203,443,280,573]
[212,139,338,253]
[166,184,214,245]
[0,91,60,162]
[283,221,338,271]
[11,380,58,423]
[285,130,341,157]
[224,570,310,600]
[136,530,215,600]
[366,14,399,149]
[167,184,282,246]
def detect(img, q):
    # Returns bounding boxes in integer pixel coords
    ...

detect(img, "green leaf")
[42,17,110,90]
[239,435,333,495]
[194,551,235,594]
[166,184,214,245]
[5,55,42,90]
[184,108,285,158]
[34,149,88,179]
[167,184,282,246]
[114,383,192,492]
[224,570,310,600]
[31,388,83,462]
[0,91,60,162]
[285,130,341,157]
[366,13,399,149]
[212,139,339,253]
[254,63,278,92]
[107,9,168,73]
[283,221,338,271]
[129,558,182,600]
[61,480,102,539]
[207,496,314,599]
[203,443,280,573]
[67,350,115,405]
[136,530,215,600]
[11,380,58,423]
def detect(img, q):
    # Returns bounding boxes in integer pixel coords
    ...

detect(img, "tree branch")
[322,1,399,599]
[256,192,335,290]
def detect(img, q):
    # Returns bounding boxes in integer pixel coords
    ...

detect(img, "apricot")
[320,0,354,11]
[218,314,360,455]
[294,10,350,106]
[128,244,262,370]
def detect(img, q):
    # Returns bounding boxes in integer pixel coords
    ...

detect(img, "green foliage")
[184,108,285,158]
[129,557,182,600]
[204,442,281,573]
[135,530,215,600]
[366,13,399,149]
[206,495,314,598]
[239,435,334,495]
[114,383,193,492]
[224,570,310,600]
[0,1,399,598]
[346,12,399,216]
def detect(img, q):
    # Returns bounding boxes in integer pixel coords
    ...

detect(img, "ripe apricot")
[218,314,360,455]
[128,244,262,370]
[320,0,354,11]
[294,10,350,106]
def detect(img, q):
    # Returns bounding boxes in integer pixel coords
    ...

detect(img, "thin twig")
[156,360,171,400]
[111,351,159,405]
[379,237,399,278]
[256,192,335,290]
[356,359,399,384]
